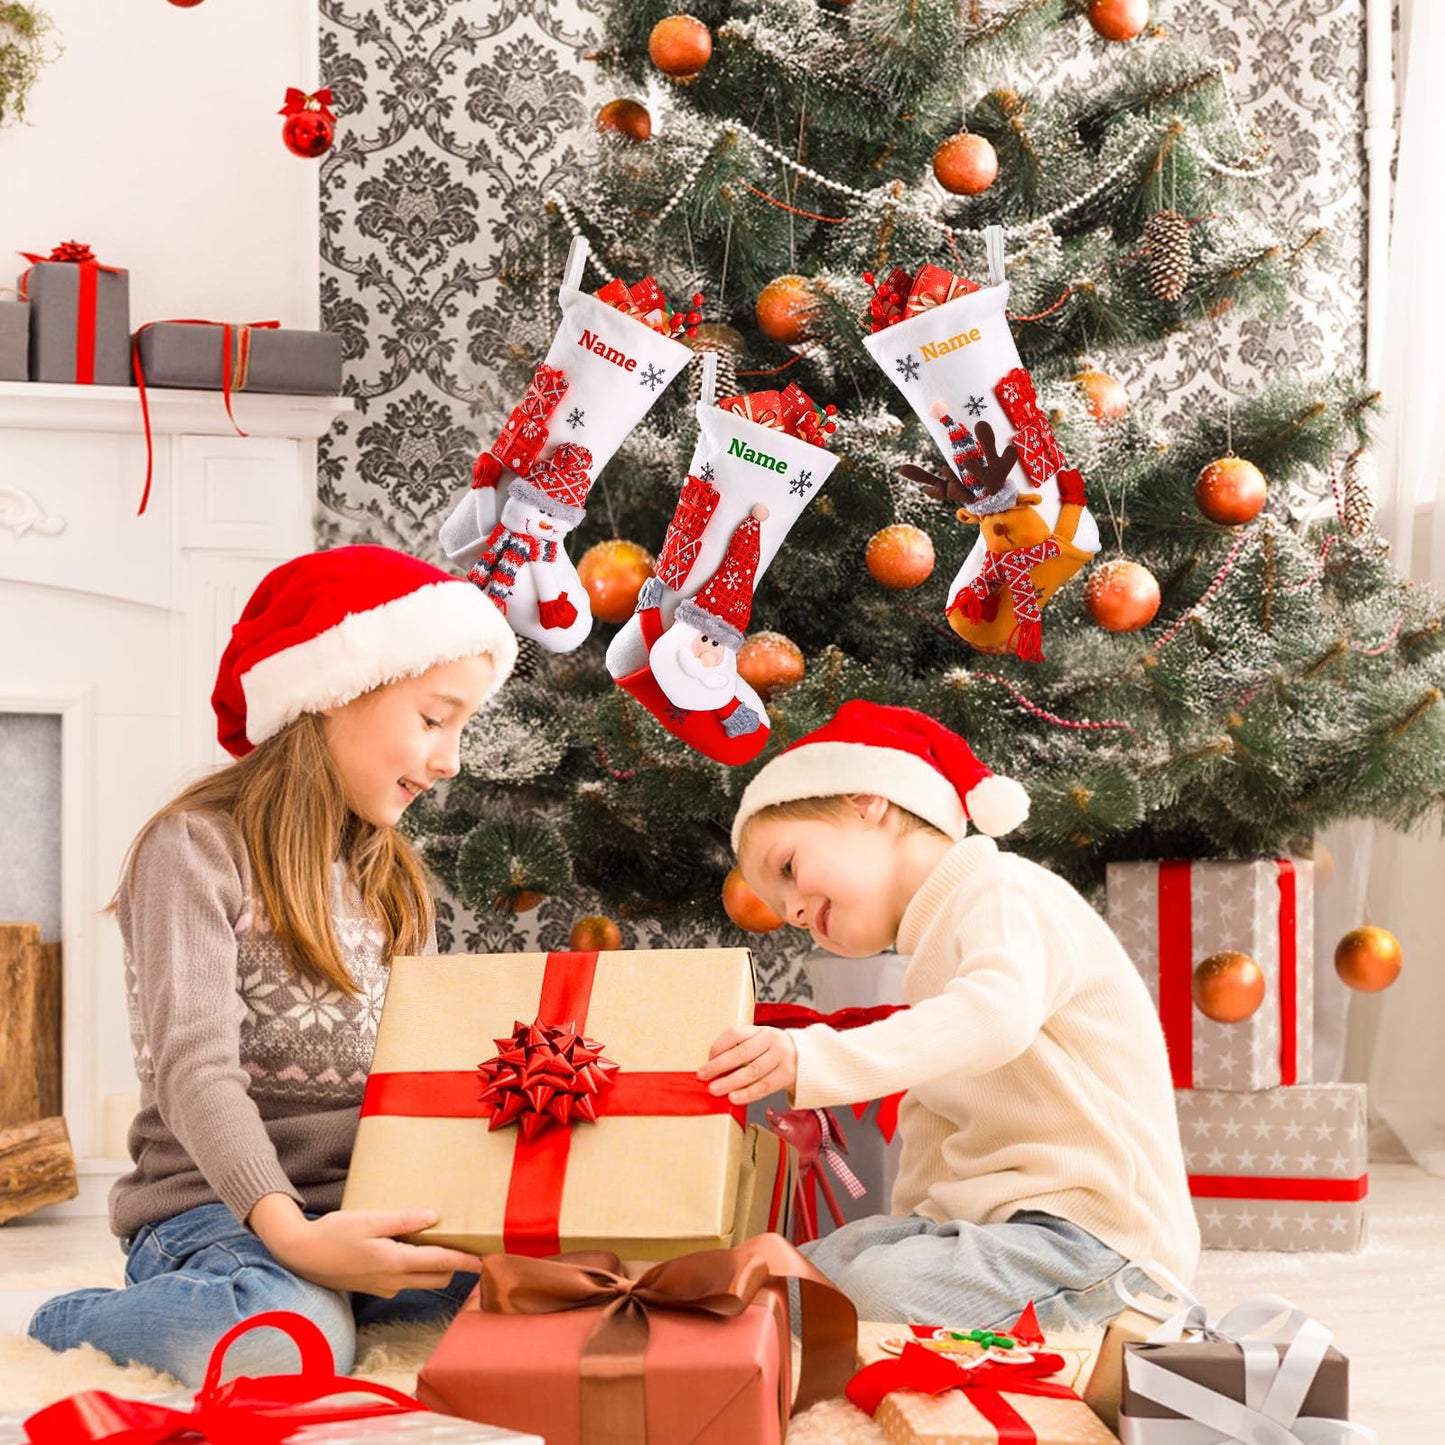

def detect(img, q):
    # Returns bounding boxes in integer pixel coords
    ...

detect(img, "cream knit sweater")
[791,836,1200,1283]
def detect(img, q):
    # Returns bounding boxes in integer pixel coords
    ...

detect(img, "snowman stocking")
[862,226,1099,661]
[438,237,695,650]
[605,355,839,764]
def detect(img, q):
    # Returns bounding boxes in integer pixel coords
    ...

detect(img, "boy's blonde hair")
[736,793,948,852]
[113,712,432,995]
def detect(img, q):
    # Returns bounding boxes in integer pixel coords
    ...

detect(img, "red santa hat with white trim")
[730,699,1029,851]
[212,545,517,758]
[673,505,767,652]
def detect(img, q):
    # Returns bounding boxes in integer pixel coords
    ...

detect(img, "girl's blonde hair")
[737,793,948,849]
[113,711,433,995]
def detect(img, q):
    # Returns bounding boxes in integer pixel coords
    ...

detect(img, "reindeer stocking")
[438,237,694,650]
[862,226,1099,661]
[605,355,839,764]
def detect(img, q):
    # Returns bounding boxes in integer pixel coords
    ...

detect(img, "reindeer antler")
[900,462,972,504]
[955,419,1019,506]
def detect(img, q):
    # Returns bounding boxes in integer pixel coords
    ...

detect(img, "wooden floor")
[0,1161,1440,1437]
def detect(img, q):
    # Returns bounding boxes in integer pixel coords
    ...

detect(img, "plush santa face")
[499,491,574,543]
[649,618,739,712]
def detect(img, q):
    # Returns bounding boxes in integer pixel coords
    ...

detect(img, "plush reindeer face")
[960,492,1050,551]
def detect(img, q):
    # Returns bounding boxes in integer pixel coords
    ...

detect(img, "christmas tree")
[408,0,1445,976]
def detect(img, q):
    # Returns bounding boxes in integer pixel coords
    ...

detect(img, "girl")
[25,545,517,1386]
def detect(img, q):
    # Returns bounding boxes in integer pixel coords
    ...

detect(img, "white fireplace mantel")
[0,379,352,1212]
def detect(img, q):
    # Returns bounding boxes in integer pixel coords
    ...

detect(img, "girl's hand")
[250,1196,480,1297]
[698,1025,798,1104]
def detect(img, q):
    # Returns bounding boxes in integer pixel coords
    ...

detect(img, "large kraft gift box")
[1175,1083,1367,1250]
[134,319,343,394]
[1119,1338,1351,1443]
[417,1233,857,1445]
[344,948,775,1259]
[1106,859,1313,1091]
[19,248,131,384]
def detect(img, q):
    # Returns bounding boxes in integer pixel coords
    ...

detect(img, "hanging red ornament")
[1087,0,1150,42]
[1195,455,1267,526]
[278,88,337,160]
[596,98,652,142]
[866,523,936,590]
[756,274,815,344]
[648,15,713,79]
[1192,951,1266,1024]
[1072,369,1128,422]
[167,0,206,6]
[1084,558,1160,631]
[932,132,998,196]
[1333,926,1403,993]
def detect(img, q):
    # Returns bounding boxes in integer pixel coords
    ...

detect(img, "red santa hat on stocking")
[212,545,517,758]
[731,699,1029,850]
[672,505,767,651]
[508,441,595,527]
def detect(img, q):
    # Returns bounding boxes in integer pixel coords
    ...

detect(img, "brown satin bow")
[480,1231,857,1445]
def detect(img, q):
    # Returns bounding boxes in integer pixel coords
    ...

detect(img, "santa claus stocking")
[862,226,1099,661]
[605,354,839,764]
[438,238,695,645]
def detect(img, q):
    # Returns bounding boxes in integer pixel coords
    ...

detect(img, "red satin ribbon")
[360,951,745,1257]
[1277,858,1298,1085]
[130,318,281,515]
[1188,1172,1368,1203]
[22,1310,422,1444]
[19,248,125,386]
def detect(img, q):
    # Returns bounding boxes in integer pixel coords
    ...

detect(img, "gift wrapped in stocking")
[863,227,1100,661]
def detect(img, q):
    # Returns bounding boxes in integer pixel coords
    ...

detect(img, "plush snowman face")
[500,492,573,542]
[650,619,738,712]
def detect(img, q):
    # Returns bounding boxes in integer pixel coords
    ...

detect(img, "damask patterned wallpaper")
[316,0,1367,993]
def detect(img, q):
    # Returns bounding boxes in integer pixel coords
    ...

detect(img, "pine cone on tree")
[1144,209,1190,302]
[1342,447,1376,539]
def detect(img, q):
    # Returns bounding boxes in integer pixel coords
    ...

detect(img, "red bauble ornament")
[1333,926,1403,993]
[1192,951,1266,1024]
[648,15,712,79]
[167,0,206,6]
[570,914,624,952]
[866,523,936,590]
[1087,0,1150,42]
[755,275,814,345]
[932,132,998,196]
[737,631,805,701]
[279,88,337,160]
[1073,369,1128,422]
[596,98,652,142]
[495,889,545,913]
[1084,558,1160,632]
[577,540,654,625]
[722,866,784,933]
[1195,456,1268,526]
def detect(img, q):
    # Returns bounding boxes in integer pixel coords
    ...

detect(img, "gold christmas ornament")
[1072,369,1128,422]
[722,865,783,933]
[1195,455,1267,526]
[569,914,623,951]
[755,274,815,345]
[577,540,654,624]
[1333,926,1402,992]
[866,523,936,590]
[648,14,712,79]
[1192,950,1266,1023]
[737,631,806,701]
[1087,0,1150,42]
[1144,209,1190,302]
[932,132,999,196]
[595,98,652,142]
[1084,558,1161,631]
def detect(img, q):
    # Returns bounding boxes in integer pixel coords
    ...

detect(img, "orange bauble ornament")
[866,524,936,590]
[737,631,805,701]
[1192,951,1266,1023]
[648,15,712,79]
[1084,558,1160,632]
[570,914,624,951]
[1333,926,1403,993]
[577,540,654,625]
[722,866,784,933]
[1073,369,1128,422]
[596,98,652,141]
[755,275,815,345]
[1195,456,1268,526]
[495,889,545,914]
[1087,0,1150,42]
[932,132,998,196]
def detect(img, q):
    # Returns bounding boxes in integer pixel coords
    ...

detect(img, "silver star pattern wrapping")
[1106,860,1315,1092]
[1175,1083,1367,1251]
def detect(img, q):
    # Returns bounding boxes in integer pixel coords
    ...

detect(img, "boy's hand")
[699,1025,797,1104]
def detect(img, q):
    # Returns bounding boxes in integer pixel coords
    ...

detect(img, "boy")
[699,700,1198,1328]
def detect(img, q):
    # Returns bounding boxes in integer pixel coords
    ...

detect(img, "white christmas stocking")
[606,356,840,764]
[438,236,694,580]
[862,226,1100,661]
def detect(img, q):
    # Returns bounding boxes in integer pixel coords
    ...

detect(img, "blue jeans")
[800,1209,1150,1330]
[27,1202,477,1388]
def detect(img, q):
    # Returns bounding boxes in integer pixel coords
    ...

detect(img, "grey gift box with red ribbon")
[1106,859,1314,1092]
[0,299,27,380]
[19,259,131,385]
[134,321,342,395]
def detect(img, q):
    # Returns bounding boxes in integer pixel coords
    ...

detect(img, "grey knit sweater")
[110,809,429,1239]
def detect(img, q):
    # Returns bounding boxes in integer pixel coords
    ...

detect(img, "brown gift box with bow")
[343,949,772,1260]
[417,1232,857,1445]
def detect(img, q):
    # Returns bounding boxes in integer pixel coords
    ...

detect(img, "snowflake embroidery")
[700,463,715,482]
[239,968,283,1026]
[565,408,585,429]
[639,363,666,391]
[895,354,920,383]
[966,395,986,417]
[285,976,348,1034]
[663,704,690,725]
[789,469,815,497]
[357,973,387,1033]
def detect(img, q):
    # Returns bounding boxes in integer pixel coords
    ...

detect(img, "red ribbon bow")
[479,1017,620,1140]
[22,1310,423,1444]
[278,87,336,120]
[32,240,98,264]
